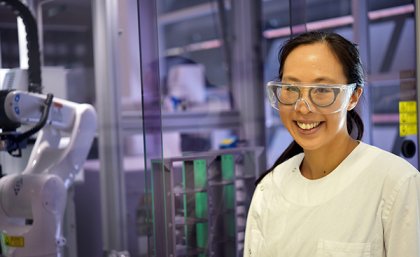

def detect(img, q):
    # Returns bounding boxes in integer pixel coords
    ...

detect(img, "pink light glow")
[166,4,415,54]
[263,4,414,39]
[368,4,414,20]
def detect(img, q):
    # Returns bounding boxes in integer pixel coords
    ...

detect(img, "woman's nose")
[294,98,312,114]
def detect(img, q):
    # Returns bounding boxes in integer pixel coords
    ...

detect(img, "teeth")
[297,122,320,130]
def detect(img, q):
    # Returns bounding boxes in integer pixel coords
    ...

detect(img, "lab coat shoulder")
[244,154,302,257]
[243,172,271,257]
[381,164,420,256]
[253,153,302,207]
[361,143,418,211]
[362,144,420,256]
[363,143,418,178]
[246,153,302,225]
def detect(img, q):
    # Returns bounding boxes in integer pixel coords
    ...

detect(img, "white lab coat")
[244,142,420,257]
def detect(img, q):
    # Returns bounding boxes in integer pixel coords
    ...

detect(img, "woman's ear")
[347,87,363,111]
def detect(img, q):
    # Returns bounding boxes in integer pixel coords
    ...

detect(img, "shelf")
[175,216,208,226]
[208,180,234,187]
[173,186,207,196]
[207,175,254,186]
[122,110,241,134]
[235,175,255,180]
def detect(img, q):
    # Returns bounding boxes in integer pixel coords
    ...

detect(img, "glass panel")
[305,0,351,21]
[159,0,211,13]
[368,0,417,167]
[368,0,413,11]
[263,0,351,32]
[138,0,265,256]
[39,1,101,257]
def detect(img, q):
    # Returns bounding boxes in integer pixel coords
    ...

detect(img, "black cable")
[288,0,293,38]
[0,0,42,93]
[288,0,307,38]
[0,93,53,156]
[15,93,53,142]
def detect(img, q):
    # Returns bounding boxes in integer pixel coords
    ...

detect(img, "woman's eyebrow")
[281,76,300,82]
[312,77,338,83]
[282,76,338,84]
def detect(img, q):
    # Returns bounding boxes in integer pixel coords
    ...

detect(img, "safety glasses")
[267,81,356,114]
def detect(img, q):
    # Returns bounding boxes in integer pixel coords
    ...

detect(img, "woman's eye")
[313,87,332,94]
[285,86,299,92]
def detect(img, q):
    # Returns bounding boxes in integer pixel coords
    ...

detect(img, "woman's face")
[279,42,360,151]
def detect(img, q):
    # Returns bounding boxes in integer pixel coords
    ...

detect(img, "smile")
[296,121,321,130]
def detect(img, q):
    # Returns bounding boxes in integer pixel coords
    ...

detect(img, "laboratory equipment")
[143,147,263,257]
[0,89,97,257]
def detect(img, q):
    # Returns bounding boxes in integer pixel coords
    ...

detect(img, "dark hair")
[256,31,365,185]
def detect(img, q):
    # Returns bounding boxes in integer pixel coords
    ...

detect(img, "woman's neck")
[300,137,359,180]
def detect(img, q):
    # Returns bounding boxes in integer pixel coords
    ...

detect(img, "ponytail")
[255,140,302,185]
[347,109,364,140]
[255,109,364,185]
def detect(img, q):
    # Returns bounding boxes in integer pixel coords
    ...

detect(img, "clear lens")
[277,85,300,105]
[267,82,356,114]
[309,87,338,107]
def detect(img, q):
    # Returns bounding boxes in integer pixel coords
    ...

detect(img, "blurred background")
[0,0,417,256]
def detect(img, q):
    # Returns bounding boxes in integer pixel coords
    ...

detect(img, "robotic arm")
[0,90,97,257]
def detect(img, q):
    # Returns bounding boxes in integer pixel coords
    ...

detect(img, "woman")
[244,31,420,257]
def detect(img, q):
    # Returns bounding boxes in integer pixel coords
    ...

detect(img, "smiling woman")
[244,31,420,257]
[279,41,362,156]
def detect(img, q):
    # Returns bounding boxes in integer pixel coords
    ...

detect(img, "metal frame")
[231,0,266,161]
[415,0,420,167]
[92,0,128,253]
[379,16,406,72]
[352,0,372,144]
[122,110,241,134]
[137,0,165,256]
